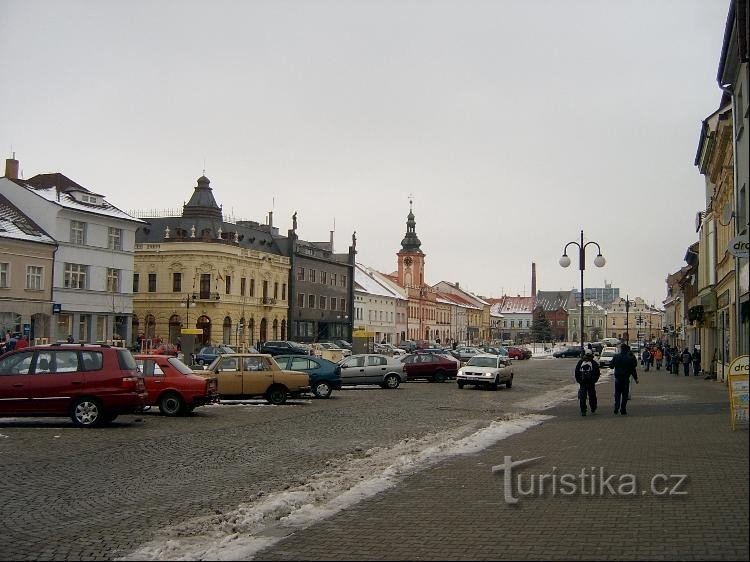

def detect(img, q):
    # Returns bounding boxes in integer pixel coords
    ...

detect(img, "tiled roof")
[535,290,575,311]
[0,193,55,244]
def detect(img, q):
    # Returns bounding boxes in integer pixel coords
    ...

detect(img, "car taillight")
[122,376,145,392]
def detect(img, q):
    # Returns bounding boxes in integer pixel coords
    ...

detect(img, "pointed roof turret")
[400,198,422,253]
[182,175,222,220]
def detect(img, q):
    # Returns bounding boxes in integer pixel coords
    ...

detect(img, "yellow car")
[201,353,310,405]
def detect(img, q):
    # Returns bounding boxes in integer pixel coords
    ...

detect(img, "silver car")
[457,353,514,390]
[338,354,405,389]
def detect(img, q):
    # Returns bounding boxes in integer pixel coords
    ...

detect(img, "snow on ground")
[119,413,552,561]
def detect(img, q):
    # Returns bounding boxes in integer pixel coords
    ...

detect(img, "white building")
[0,161,143,343]
[353,263,406,344]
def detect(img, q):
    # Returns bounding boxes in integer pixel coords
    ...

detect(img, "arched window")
[223,316,232,345]
[145,314,156,339]
[197,315,211,346]
[272,318,279,340]
[249,317,255,345]
[281,319,286,340]
[168,314,181,344]
[259,318,267,342]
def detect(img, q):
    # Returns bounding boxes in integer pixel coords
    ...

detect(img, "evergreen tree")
[531,311,552,342]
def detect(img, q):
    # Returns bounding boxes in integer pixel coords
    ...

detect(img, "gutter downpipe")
[718,80,741,365]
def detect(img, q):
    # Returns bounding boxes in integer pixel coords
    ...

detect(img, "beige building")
[0,193,57,341]
[606,297,663,343]
[133,176,290,349]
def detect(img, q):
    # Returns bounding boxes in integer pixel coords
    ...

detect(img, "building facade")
[1,160,141,344]
[0,191,57,341]
[132,176,290,348]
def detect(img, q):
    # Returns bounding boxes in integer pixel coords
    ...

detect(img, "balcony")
[262,297,276,306]
[198,292,220,301]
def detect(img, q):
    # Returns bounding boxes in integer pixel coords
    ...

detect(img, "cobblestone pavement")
[0,359,570,561]
[257,371,749,561]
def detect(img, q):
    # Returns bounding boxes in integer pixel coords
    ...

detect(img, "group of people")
[637,344,702,376]
[575,344,639,417]
[575,341,707,417]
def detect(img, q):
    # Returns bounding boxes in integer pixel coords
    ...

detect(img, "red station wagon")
[134,354,218,415]
[0,343,147,427]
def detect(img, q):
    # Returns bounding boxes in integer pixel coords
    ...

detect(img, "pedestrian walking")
[575,349,601,417]
[671,347,681,375]
[654,346,664,371]
[610,343,639,415]
[692,347,701,377]
[641,347,651,371]
[681,348,692,376]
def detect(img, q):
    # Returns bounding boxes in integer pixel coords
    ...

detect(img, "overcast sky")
[0,0,731,306]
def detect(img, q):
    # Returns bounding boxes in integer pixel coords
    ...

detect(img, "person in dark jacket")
[691,347,701,377]
[670,347,681,375]
[681,348,692,376]
[610,343,638,415]
[575,349,601,416]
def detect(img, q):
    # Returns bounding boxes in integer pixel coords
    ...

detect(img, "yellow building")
[132,176,290,348]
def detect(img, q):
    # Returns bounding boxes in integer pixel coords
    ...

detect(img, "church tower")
[397,200,425,289]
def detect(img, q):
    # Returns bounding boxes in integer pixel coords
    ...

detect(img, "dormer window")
[71,191,100,205]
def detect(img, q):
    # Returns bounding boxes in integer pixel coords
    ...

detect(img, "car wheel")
[432,370,447,383]
[159,392,185,416]
[384,374,400,389]
[490,378,499,391]
[457,381,465,389]
[313,381,333,399]
[266,385,288,405]
[70,397,105,428]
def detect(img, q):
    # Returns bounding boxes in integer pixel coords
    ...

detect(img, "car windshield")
[601,351,616,357]
[466,356,499,368]
[167,357,196,375]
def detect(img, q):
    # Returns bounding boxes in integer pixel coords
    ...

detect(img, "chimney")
[330,230,334,252]
[268,211,273,227]
[4,153,19,179]
[531,262,537,297]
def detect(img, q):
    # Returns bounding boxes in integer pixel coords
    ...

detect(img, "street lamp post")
[625,296,631,343]
[181,293,196,330]
[559,230,606,356]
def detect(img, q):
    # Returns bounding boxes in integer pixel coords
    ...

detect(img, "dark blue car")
[194,345,238,365]
[274,354,342,398]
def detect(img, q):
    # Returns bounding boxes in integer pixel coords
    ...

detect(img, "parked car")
[397,340,417,353]
[403,352,459,383]
[414,348,460,368]
[452,346,482,362]
[312,342,351,360]
[338,354,405,388]
[194,345,237,365]
[258,341,310,357]
[481,346,510,358]
[507,346,532,360]
[274,354,342,398]
[553,346,584,358]
[134,354,219,415]
[598,347,619,368]
[333,339,352,351]
[457,353,514,390]
[379,343,407,355]
[0,343,147,427]
[203,353,310,404]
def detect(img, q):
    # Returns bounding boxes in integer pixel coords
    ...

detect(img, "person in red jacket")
[15,335,28,349]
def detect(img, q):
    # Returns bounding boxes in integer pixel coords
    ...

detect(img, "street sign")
[728,355,749,430]
[727,235,749,258]
[52,303,61,314]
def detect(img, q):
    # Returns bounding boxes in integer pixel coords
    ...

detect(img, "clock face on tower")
[404,256,413,266]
